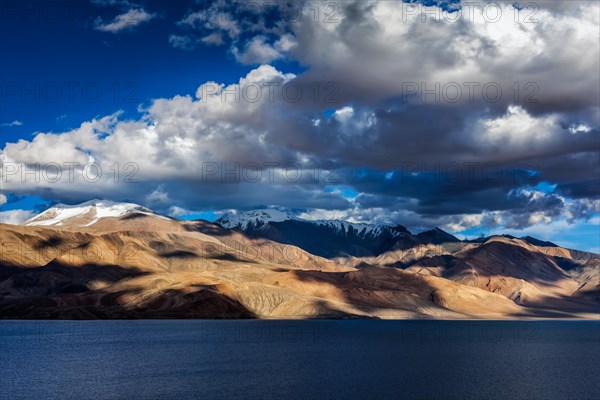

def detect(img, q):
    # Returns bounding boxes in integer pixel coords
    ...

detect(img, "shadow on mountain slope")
[119,212,151,221]
[288,267,461,316]
[32,236,65,250]
[508,289,600,318]
[0,261,255,319]
[446,240,576,285]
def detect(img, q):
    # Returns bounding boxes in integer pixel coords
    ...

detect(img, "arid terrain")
[1,202,598,319]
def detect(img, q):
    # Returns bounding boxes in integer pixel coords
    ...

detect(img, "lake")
[1,320,599,400]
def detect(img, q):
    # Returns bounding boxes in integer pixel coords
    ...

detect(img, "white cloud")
[473,106,567,157]
[167,206,189,218]
[95,8,155,33]
[146,186,171,206]
[298,209,358,222]
[333,106,354,124]
[177,11,206,28]
[232,35,295,65]
[283,1,600,115]
[443,214,486,232]
[569,123,592,134]
[0,60,596,226]
[201,32,225,46]
[441,195,599,233]
[297,204,435,228]
[1,120,23,127]
[0,65,299,202]
[527,211,552,225]
[177,10,239,39]
[0,209,35,225]
[2,2,598,237]
[168,35,199,51]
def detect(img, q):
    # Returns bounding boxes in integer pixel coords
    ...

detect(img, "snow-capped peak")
[217,209,298,230]
[310,219,401,238]
[24,199,161,227]
[217,208,409,238]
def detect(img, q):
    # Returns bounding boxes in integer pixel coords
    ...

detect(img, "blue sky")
[1,0,598,252]
[0,0,303,147]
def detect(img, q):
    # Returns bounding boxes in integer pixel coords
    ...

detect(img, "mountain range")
[216,209,424,258]
[0,200,598,319]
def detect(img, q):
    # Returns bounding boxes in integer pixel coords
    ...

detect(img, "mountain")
[216,209,419,258]
[0,221,527,319]
[216,209,300,229]
[0,201,598,319]
[340,234,600,312]
[520,236,558,247]
[24,200,168,228]
[415,227,460,245]
[466,234,558,247]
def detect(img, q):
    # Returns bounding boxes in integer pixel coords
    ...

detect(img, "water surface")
[1,320,599,400]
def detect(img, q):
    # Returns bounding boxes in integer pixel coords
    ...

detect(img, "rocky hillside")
[0,202,597,319]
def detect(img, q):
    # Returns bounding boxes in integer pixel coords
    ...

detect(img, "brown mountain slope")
[0,222,598,319]
[339,235,599,315]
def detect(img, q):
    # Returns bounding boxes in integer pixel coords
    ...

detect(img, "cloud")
[288,1,599,112]
[173,1,598,114]
[0,209,35,225]
[2,1,598,237]
[170,2,295,51]
[168,34,199,51]
[0,193,6,206]
[1,120,23,127]
[489,216,600,253]
[146,186,171,206]
[177,9,240,38]
[94,8,155,33]
[298,208,361,223]
[167,206,189,218]
[201,32,225,46]
[1,60,597,230]
[232,34,295,64]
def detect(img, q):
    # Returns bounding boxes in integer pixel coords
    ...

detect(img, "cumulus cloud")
[286,1,599,111]
[232,34,296,64]
[167,206,190,218]
[2,1,598,233]
[146,186,171,206]
[1,59,597,228]
[438,190,599,232]
[178,10,240,38]
[95,8,155,33]
[0,209,35,225]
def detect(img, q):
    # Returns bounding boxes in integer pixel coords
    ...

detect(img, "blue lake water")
[1,320,599,400]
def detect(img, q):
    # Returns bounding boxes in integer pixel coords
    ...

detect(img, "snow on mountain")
[216,208,416,258]
[217,209,407,238]
[24,200,165,227]
[217,209,299,230]
[310,220,405,238]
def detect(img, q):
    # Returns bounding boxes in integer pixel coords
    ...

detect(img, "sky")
[0,0,599,252]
